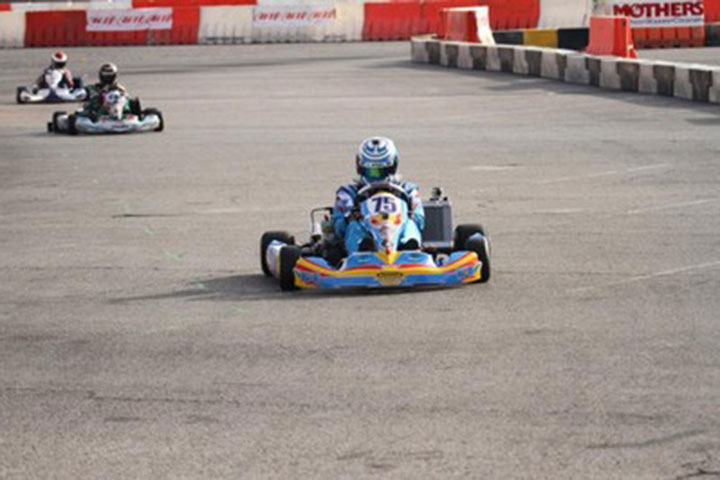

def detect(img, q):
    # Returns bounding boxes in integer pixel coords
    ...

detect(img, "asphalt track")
[2,43,720,479]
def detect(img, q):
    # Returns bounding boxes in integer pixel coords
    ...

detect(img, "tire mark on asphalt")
[587,428,707,449]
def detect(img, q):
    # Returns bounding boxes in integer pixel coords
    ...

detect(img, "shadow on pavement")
[109,273,445,304]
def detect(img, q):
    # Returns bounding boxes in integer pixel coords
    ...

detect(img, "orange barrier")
[422,0,481,35]
[363,2,424,41]
[476,0,538,30]
[441,7,478,41]
[586,15,637,58]
[707,0,720,21]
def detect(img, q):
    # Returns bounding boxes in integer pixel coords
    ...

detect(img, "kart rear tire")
[73,77,83,89]
[47,122,53,133]
[143,108,164,132]
[454,223,486,251]
[465,236,491,283]
[16,87,25,104]
[279,245,301,291]
[52,111,65,132]
[67,114,78,135]
[260,231,295,277]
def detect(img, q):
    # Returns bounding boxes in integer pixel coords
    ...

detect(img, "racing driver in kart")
[82,63,130,120]
[35,51,75,90]
[332,136,425,256]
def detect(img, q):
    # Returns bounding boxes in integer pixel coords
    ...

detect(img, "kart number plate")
[376,271,405,286]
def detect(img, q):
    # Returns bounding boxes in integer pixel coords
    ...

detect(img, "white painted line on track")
[536,163,670,185]
[568,260,720,294]
[625,163,669,172]
[536,170,619,185]
[626,198,718,215]
[534,208,584,214]
[469,165,517,172]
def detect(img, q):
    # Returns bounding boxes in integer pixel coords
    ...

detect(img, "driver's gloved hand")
[347,209,362,222]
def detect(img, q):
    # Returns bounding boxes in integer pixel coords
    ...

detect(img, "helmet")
[52,50,67,69]
[98,63,118,86]
[355,136,398,183]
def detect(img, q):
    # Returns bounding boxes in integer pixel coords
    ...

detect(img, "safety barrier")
[441,6,494,43]
[538,0,589,27]
[586,15,636,58]
[0,11,25,46]
[1,0,719,48]
[198,5,252,43]
[199,4,363,43]
[478,0,538,30]
[24,7,199,47]
[363,2,423,41]
[412,35,720,103]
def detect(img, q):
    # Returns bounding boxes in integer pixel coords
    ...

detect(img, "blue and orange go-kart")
[260,183,491,291]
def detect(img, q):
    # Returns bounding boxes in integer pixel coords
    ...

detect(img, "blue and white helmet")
[356,136,399,183]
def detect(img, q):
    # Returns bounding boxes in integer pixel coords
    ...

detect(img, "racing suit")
[332,177,425,255]
[82,82,128,119]
[36,66,74,89]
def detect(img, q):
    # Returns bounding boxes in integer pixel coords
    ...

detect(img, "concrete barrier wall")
[411,35,720,104]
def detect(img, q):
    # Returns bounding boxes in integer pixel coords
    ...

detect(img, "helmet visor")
[362,166,387,181]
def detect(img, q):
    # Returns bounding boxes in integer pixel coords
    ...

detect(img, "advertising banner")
[595,0,704,27]
[86,8,172,31]
[252,5,337,26]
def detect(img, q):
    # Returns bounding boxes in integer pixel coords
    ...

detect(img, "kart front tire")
[279,245,301,291]
[465,236,491,283]
[68,114,78,135]
[260,230,294,277]
[454,223,486,252]
[16,87,25,104]
[143,108,163,132]
[130,98,142,116]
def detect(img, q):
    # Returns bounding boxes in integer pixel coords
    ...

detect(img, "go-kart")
[261,183,491,291]
[48,89,163,135]
[16,69,86,104]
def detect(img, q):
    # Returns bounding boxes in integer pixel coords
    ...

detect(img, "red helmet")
[52,50,67,69]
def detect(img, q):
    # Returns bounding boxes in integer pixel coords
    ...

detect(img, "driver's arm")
[63,69,74,88]
[332,188,355,237]
[407,187,425,231]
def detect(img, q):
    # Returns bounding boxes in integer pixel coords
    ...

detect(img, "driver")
[332,136,425,254]
[36,51,75,89]
[83,63,128,119]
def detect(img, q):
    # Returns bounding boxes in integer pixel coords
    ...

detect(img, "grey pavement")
[1,43,720,479]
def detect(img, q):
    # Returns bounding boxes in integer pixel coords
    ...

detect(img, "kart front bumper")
[293,252,481,289]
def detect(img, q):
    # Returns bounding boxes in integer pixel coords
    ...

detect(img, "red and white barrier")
[0,11,25,47]
[3,0,720,48]
[199,5,252,43]
[251,4,363,42]
[441,6,494,43]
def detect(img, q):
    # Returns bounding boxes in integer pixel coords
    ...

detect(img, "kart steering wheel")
[354,182,414,214]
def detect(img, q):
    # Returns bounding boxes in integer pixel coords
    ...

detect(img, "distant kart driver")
[83,63,130,119]
[35,51,75,89]
[332,136,425,255]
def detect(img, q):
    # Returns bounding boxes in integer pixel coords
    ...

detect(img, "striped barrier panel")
[412,35,720,103]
